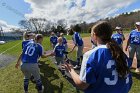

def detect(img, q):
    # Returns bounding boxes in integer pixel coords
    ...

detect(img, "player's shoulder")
[36,43,43,49]
[74,32,79,35]
[112,33,117,37]
[84,45,107,58]
[130,29,137,33]
[22,40,29,43]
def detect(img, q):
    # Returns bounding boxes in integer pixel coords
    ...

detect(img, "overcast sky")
[0,0,140,30]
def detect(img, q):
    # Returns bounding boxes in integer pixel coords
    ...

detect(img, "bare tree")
[19,18,47,33]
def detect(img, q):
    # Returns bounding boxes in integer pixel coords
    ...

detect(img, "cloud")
[24,0,136,26]
[132,8,140,12]
[0,20,19,31]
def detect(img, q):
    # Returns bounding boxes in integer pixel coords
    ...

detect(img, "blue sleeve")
[80,51,97,84]
[111,34,114,39]
[64,38,67,43]
[22,46,26,54]
[50,37,52,42]
[86,57,97,84]
[75,34,79,44]
[72,34,77,45]
[38,45,44,57]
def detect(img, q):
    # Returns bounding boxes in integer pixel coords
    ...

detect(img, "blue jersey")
[73,32,83,46]
[112,33,123,45]
[129,29,140,45]
[80,45,132,93]
[22,39,34,49]
[50,36,58,45]
[54,43,65,57]
[22,42,43,63]
[62,37,67,45]
[72,32,83,46]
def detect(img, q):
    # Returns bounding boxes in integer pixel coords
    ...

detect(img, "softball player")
[125,22,140,73]
[15,34,47,93]
[60,33,68,51]
[70,25,84,69]
[16,32,35,70]
[47,37,66,75]
[50,32,58,49]
[22,32,35,49]
[111,27,125,49]
[64,21,132,93]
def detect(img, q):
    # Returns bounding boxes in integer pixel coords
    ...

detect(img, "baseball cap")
[115,26,121,30]
[135,22,140,26]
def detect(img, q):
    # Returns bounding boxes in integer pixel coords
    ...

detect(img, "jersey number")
[25,46,35,56]
[104,60,129,85]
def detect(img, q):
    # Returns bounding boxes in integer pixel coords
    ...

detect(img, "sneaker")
[135,68,140,73]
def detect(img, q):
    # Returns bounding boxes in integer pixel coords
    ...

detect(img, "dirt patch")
[0,54,16,68]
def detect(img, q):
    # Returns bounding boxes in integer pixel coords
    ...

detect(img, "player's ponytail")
[91,21,129,78]
[106,39,130,78]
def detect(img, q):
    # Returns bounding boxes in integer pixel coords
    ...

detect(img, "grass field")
[0,33,89,93]
[0,33,140,93]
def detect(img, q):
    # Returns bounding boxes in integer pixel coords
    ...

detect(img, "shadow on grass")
[131,70,140,80]
[64,59,82,93]
[65,76,81,93]
[39,60,64,93]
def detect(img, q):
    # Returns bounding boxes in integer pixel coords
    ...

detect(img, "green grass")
[129,70,140,93]
[0,33,140,93]
[0,33,90,93]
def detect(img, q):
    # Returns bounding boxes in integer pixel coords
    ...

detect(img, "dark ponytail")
[106,39,129,78]
[92,21,129,78]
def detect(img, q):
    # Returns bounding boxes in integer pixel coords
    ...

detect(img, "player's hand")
[15,63,20,69]
[62,63,74,73]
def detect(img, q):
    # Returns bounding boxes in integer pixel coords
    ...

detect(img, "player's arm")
[123,35,125,41]
[125,38,130,51]
[15,53,22,69]
[42,46,56,58]
[64,63,89,90]
[69,45,77,53]
[42,52,55,58]
[70,34,77,53]
[122,34,125,41]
